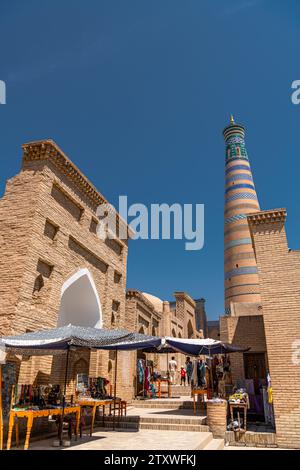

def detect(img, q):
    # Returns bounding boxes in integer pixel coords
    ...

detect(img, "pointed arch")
[187,320,194,339]
[57,268,102,328]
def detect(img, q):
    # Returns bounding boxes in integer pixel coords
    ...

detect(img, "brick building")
[126,290,204,376]
[220,118,300,448]
[206,320,220,341]
[0,139,134,400]
[247,209,300,449]
[0,139,205,403]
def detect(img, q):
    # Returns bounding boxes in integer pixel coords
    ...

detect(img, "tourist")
[185,357,193,386]
[180,367,187,386]
[168,356,178,384]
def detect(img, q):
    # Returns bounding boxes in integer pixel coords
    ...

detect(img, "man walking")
[168,356,178,385]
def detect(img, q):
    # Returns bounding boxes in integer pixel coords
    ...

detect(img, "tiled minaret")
[223,116,261,314]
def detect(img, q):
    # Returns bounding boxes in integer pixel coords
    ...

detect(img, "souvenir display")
[11,384,63,410]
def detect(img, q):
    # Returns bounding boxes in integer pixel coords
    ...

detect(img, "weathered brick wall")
[248,209,300,449]
[220,314,267,383]
[0,140,135,403]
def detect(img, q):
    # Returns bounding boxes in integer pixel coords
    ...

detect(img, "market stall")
[137,344,177,399]
[0,325,161,449]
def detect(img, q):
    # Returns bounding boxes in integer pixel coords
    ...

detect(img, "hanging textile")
[137,359,145,384]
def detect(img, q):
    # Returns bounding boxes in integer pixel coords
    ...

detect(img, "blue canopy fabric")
[0,324,162,355]
[165,337,250,356]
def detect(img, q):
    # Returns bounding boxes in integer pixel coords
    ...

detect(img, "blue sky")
[1,0,300,320]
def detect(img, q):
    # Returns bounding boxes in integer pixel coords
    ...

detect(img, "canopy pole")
[166,352,169,379]
[209,346,214,397]
[113,349,118,431]
[59,346,70,446]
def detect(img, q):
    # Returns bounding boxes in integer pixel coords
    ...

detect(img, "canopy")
[0,325,162,355]
[142,343,178,354]
[165,337,250,356]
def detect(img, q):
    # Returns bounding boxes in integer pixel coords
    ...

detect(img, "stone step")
[194,432,214,450]
[102,415,207,426]
[101,422,138,430]
[203,438,224,450]
[140,416,207,426]
[131,402,197,409]
[139,423,209,432]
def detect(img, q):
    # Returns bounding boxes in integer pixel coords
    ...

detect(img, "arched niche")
[57,268,102,328]
[187,320,194,339]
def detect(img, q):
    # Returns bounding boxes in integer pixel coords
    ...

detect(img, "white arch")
[57,268,103,328]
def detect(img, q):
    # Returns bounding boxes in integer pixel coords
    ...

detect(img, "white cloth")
[168,359,177,372]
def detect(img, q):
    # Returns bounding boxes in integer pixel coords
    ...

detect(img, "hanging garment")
[268,387,273,404]
[191,360,197,386]
[186,361,193,378]
[144,366,150,391]
[137,359,145,384]
[197,361,206,387]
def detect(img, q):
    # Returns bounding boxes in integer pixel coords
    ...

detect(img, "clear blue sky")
[1,0,300,320]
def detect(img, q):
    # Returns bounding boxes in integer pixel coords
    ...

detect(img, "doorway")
[244,353,267,381]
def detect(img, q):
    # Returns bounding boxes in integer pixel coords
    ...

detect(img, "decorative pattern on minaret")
[223,117,261,315]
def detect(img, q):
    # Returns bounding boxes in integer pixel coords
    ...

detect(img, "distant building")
[206,320,220,340]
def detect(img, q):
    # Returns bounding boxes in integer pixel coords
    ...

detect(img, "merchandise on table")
[12,384,64,410]
[76,374,114,400]
[228,388,249,405]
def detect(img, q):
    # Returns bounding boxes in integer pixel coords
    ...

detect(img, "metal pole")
[209,346,214,397]
[166,352,169,379]
[59,346,70,446]
[113,349,118,431]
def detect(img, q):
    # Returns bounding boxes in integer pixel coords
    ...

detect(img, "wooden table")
[229,402,248,431]
[154,379,171,399]
[78,398,121,436]
[192,389,208,415]
[6,406,81,450]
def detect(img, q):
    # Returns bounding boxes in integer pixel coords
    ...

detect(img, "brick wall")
[220,314,267,382]
[0,140,135,403]
[248,209,300,449]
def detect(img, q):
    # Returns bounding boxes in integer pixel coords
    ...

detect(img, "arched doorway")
[57,268,102,328]
[187,320,194,339]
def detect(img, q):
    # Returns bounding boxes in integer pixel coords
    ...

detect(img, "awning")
[165,337,250,356]
[0,324,162,355]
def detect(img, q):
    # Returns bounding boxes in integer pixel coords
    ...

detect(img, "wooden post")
[113,349,118,431]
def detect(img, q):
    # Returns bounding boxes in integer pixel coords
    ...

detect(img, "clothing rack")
[136,358,151,400]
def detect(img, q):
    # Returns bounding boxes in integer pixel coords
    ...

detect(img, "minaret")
[223,116,261,314]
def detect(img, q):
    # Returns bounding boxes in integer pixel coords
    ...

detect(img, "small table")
[229,402,248,431]
[154,379,171,399]
[192,389,208,415]
[6,406,81,450]
[78,398,121,436]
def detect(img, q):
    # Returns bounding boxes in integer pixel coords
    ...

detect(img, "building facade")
[248,209,300,449]
[0,139,134,400]
[0,139,205,403]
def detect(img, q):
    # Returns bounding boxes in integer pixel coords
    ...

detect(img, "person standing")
[180,367,187,386]
[168,356,178,384]
[185,357,193,386]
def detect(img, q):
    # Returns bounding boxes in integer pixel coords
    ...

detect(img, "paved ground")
[25,429,211,451]
[225,445,287,450]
